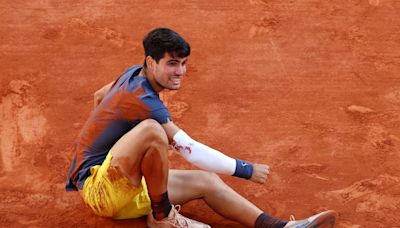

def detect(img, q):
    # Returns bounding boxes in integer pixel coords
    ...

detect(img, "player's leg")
[109,119,210,227]
[110,119,170,219]
[167,169,265,227]
[168,170,337,228]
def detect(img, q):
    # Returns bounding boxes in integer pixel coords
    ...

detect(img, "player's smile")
[150,53,188,91]
[170,76,182,86]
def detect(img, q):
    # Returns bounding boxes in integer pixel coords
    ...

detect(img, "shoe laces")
[175,204,182,212]
[166,205,193,227]
[289,215,296,221]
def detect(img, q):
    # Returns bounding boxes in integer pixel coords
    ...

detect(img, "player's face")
[152,53,188,90]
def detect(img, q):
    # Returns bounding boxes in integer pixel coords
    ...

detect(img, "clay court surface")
[1,0,400,227]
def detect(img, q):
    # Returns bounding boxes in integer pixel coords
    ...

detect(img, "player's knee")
[140,119,168,147]
[198,171,223,191]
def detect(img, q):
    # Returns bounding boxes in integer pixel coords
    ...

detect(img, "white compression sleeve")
[172,130,236,175]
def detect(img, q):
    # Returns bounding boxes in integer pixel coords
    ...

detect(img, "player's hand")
[93,88,105,108]
[250,163,270,184]
[93,82,113,108]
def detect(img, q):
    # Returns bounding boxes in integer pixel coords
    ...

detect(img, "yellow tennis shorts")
[80,151,151,219]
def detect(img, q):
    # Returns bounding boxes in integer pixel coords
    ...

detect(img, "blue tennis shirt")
[65,65,172,191]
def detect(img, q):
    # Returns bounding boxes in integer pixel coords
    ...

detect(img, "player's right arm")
[93,81,114,108]
[161,120,269,184]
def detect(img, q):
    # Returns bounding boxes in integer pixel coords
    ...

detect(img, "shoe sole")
[307,210,337,228]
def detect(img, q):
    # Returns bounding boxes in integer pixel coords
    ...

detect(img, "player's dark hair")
[142,28,190,68]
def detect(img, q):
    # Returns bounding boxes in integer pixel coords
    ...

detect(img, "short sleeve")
[151,108,173,124]
[141,94,173,125]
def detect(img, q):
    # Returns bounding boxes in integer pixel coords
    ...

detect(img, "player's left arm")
[93,81,114,108]
[161,120,270,184]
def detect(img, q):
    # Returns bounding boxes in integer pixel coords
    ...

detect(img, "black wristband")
[232,159,253,179]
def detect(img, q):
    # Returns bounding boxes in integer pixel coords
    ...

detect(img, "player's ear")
[146,56,155,69]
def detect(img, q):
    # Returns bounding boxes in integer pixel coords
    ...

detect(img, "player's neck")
[140,68,165,93]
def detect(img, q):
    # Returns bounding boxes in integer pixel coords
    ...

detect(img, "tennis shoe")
[147,205,210,228]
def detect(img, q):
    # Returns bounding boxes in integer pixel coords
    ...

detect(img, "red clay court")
[1,0,399,227]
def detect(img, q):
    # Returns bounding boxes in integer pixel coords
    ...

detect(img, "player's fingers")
[262,175,268,183]
[262,171,268,181]
[261,166,269,175]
